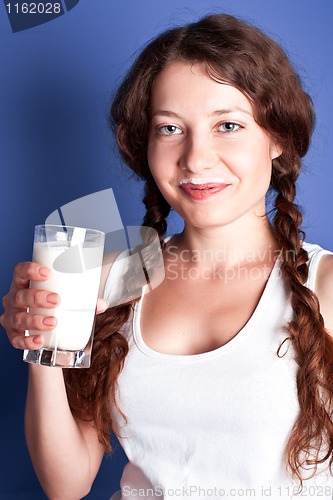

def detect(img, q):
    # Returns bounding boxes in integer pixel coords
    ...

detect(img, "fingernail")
[39,267,50,277]
[33,335,42,345]
[46,293,59,305]
[42,317,56,326]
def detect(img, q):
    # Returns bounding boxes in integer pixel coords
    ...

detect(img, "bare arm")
[313,254,333,334]
[25,364,105,499]
[1,262,108,499]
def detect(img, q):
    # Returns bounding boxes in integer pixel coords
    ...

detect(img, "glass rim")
[34,224,105,236]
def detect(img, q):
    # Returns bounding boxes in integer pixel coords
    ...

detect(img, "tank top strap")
[303,242,333,291]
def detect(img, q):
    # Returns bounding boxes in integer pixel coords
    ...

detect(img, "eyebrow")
[151,107,253,119]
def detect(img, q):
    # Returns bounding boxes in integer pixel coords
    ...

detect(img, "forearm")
[25,364,97,499]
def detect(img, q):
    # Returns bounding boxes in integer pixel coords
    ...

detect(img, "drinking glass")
[23,224,105,368]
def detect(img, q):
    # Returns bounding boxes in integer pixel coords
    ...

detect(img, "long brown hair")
[64,13,333,483]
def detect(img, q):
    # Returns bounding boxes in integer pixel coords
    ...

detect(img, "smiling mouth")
[178,178,231,200]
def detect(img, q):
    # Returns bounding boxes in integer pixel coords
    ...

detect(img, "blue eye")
[158,125,182,135]
[218,122,241,133]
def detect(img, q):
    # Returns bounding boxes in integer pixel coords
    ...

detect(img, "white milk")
[29,241,104,351]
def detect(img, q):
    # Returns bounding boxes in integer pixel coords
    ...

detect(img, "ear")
[270,141,283,160]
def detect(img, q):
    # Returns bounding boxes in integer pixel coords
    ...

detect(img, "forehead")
[150,61,254,116]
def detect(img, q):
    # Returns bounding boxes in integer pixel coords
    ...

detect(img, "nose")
[180,133,217,174]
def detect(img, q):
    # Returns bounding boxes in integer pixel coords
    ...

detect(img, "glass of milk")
[23,224,105,368]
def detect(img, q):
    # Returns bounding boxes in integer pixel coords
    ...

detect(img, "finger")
[4,310,57,332]
[96,298,109,314]
[11,332,45,351]
[14,288,60,310]
[11,262,51,290]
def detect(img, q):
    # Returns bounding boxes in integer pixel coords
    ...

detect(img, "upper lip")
[178,178,230,187]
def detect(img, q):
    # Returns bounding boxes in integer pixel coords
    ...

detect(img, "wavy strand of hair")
[63,178,170,454]
[272,168,333,485]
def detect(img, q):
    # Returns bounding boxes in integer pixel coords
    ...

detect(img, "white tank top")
[104,241,333,500]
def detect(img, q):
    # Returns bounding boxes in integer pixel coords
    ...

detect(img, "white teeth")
[179,178,227,185]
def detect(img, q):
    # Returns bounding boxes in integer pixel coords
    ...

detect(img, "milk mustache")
[29,240,104,351]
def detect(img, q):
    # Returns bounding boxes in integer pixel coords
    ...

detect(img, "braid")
[273,175,333,484]
[64,177,171,454]
[64,304,131,453]
[143,175,171,239]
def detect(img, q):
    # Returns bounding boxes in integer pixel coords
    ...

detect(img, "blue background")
[0,1,332,498]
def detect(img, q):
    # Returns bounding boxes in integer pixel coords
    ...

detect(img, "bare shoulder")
[314,254,333,333]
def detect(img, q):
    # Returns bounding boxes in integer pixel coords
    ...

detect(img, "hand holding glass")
[23,224,105,368]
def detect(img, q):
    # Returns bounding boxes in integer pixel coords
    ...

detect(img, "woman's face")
[147,61,281,230]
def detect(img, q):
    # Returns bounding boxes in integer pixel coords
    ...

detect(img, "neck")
[171,215,279,269]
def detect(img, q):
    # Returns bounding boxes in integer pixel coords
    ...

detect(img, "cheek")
[230,139,272,177]
[147,141,175,182]
[147,142,159,178]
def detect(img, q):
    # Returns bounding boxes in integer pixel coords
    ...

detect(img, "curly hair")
[64,13,333,484]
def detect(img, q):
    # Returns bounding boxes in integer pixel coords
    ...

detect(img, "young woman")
[2,13,333,500]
